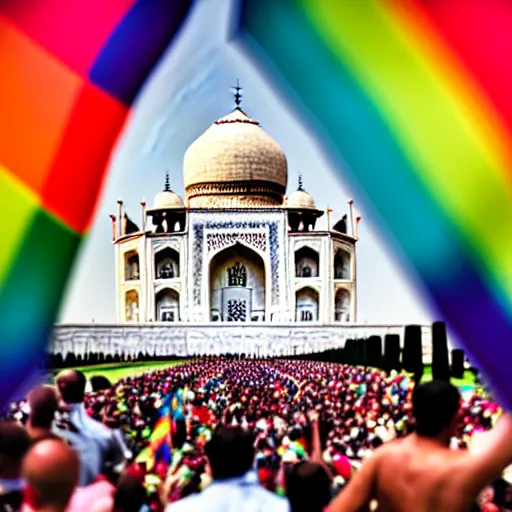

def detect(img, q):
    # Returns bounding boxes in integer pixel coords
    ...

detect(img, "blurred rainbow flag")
[136,389,185,471]
[0,0,192,404]
[234,0,512,405]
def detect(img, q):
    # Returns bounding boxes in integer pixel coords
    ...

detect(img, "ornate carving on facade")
[227,263,247,287]
[189,196,281,208]
[193,219,280,306]
[269,222,280,304]
[192,224,204,305]
[206,232,267,253]
[186,180,285,197]
[293,239,321,253]
[153,237,182,252]
[49,324,433,362]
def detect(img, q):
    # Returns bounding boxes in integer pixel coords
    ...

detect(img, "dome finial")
[232,79,243,107]
[298,174,304,190]
[164,171,170,191]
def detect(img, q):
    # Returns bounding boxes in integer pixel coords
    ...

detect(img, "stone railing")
[50,323,433,362]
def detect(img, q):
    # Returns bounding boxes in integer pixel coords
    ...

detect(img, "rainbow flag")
[136,392,177,471]
[140,389,187,469]
[235,0,512,407]
[136,415,172,472]
[0,0,193,405]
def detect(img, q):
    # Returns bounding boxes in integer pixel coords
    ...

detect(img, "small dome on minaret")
[147,172,184,212]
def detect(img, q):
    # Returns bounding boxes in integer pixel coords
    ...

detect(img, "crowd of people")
[1,356,512,512]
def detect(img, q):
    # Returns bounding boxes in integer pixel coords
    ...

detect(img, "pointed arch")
[155,288,180,322]
[155,246,179,279]
[334,249,350,280]
[125,290,139,322]
[296,286,319,322]
[335,289,351,323]
[209,242,266,322]
[124,250,139,281]
[295,246,319,277]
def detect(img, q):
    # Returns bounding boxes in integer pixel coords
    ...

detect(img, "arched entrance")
[335,289,351,322]
[124,250,140,281]
[334,249,350,280]
[125,290,139,322]
[155,247,179,279]
[155,288,179,322]
[295,287,319,322]
[295,246,319,277]
[209,243,265,322]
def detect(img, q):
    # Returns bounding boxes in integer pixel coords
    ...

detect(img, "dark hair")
[90,375,112,393]
[56,370,87,404]
[286,461,331,512]
[28,386,59,429]
[204,425,255,480]
[0,422,31,476]
[412,380,460,437]
[114,474,147,512]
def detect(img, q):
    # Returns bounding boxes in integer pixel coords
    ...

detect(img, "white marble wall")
[49,324,433,363]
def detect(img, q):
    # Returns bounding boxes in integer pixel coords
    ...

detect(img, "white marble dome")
[287,188,316,210]
[183,108,288,208]
[148,190,184,211]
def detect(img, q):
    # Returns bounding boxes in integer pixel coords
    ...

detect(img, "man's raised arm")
[325,450,380,512]
[465,413,512,490]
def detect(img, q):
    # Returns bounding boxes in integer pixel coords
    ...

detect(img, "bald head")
[23,439,79,511]
[27,385,59,430]
[56,370,86,404]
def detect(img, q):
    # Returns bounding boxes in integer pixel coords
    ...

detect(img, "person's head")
[412,380,460,439]
[22,439,79,512]
[56,370,87,404]
[286,461,331,512]
[27,386,59,431]
[90,375,112,393]
[204,425,255,481]
[114,472,147,512]
[0,422,31,479]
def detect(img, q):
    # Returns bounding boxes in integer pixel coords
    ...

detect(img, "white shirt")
[53,404,125,486]
[166,471,290,512]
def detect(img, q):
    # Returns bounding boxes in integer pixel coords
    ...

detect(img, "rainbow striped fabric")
[235,0,512,405]
[0,0,192,405]
[136,415,172,471]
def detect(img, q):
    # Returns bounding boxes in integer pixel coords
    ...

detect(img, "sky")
[58,0,439,326]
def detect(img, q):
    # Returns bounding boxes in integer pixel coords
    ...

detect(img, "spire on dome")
[232,79,243,107]
[298,174,304,190]
[164,171,170,191]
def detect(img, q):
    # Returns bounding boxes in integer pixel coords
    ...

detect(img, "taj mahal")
[49,90,432,360]
[112,101,358,326]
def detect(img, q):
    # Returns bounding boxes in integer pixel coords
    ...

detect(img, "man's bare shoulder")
[374,435,473,471]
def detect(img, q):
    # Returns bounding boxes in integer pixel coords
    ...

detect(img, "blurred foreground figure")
[54,370,126,486]
[327,380,512,512]
[22,439,79,512]
[285,461,332,512]
[26,386,59,442]
[0,422,31,511]
[166,425,290,511]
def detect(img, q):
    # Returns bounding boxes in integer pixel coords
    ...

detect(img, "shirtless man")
[327,380,512,512]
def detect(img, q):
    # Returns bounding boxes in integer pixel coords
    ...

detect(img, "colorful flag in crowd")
[136,389,185,471]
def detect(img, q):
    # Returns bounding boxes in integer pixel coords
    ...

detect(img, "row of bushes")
[45,352,189,369]
[285,322,467,381]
